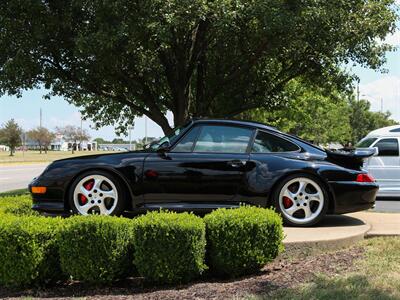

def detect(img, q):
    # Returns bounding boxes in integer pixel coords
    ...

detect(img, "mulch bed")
[0,246,364,299]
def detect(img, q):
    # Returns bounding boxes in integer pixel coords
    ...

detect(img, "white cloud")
[384,30,400,47]
[360,75,400,120]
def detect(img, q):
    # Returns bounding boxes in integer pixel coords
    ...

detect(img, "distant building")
[26,134,97,151]
[0,145,10,152]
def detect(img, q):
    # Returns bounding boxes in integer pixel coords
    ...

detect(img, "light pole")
[128,125,134,151]
[144,116,148,144]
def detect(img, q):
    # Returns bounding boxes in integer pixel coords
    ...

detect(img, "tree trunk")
[9,147,13,156]
[39,143,42,154]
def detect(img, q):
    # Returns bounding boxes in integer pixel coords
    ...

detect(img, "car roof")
[365,125,400,138]
[191,119,280,132]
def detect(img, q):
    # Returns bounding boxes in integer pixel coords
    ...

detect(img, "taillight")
[356,173,375,183]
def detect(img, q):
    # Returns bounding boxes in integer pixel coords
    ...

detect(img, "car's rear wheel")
[69,171,125,216]
[273,174,328,226]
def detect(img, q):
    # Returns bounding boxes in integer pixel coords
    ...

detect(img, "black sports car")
[29,119,378,226]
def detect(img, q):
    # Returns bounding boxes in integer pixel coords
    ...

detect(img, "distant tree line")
[0,121,90,155]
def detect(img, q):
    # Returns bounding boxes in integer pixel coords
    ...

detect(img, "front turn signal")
[356,174,375,183]
[31,186,47,194]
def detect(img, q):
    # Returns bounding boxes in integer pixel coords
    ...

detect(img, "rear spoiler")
[325,147,378,170]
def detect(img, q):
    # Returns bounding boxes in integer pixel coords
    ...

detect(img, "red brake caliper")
[80,180,94,205]
[282,196,293,209]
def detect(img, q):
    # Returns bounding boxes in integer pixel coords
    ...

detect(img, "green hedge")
[204,206,284,277]
[0,195,38,216]
[0,215,62,287]
[58,216,134,283]
[133,211,207,284]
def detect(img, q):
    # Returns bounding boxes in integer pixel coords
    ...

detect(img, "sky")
[0,16,399,141]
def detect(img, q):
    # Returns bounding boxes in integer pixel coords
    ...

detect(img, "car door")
[142,124,254,206]
[365,137,400,196]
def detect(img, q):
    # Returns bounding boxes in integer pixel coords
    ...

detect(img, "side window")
[193,125,253,153]
[252,131,300,153]
[172,126,200,152]
[374,138,399,156]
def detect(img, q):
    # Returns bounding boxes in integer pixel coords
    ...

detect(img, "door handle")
[228,160,246,168]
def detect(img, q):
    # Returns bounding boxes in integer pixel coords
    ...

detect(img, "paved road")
[374,198,400,212]
[0,163,49,192]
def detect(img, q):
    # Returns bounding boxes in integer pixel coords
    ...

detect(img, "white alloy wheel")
[72,174,119,215]
[278,177,325,225]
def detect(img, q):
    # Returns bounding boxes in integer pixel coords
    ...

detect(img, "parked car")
[357,125,400,198]
[29,119,378,226]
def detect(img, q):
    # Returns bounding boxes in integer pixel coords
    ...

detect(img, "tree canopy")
[27,127,56,154]
[0,0,397,134]
[242,82,397,145]
[0,119,22,156]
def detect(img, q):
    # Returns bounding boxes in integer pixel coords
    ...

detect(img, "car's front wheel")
[273,174,328,226]
[69,171,125,216]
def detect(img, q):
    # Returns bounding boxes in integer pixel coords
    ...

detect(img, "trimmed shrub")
[58,216,134,283]
[204,206,284,277]
[133,211,207,284]
[0,215,62,287]
[0,195,38,216]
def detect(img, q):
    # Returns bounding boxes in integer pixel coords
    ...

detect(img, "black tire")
[68,170,126,216]
[272,173,329,227]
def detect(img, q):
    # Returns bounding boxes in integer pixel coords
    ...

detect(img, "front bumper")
[329,181,379,214]
[29,177,67,215]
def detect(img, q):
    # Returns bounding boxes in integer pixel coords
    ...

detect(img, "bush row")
[0,195,39,216]
[0,206,284,287]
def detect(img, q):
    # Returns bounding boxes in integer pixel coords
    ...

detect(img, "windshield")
[148,121,192,150]
[356,138,377,148]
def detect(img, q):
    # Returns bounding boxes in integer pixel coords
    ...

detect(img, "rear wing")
[325,147,378,170]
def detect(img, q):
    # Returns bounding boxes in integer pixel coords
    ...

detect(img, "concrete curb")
[283,223,371,251]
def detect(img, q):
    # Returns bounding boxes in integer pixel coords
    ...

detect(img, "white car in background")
[357,125,400,198]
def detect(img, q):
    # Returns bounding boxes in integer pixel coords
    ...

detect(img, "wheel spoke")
[297,181,306,194]
[80,202,95,214]
[308,194,322,203]
[303,205,313,219]
[98,202,108,215]
[285,205,301,216]
[79,186,90,198]
[101,189,116,199]
[93,177,103,191]
[283,189,296,200]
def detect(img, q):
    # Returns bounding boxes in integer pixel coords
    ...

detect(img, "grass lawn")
[252,237,400,300]
[0,150,114,164]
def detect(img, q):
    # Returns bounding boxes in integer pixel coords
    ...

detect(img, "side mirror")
[372,147,379,156]
[157,141,171,153]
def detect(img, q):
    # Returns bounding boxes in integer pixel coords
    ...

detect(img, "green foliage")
[26,127,56,154]
[349,98,397,144]
[58,216,134,283]
[204,206,284,277]
[243,81,397,145]
[0,0,396,133]
[0,216,62,287]
[0,119,22,156]
[133,211,207,284]
[0,194,38,216]
[243,81,352,145]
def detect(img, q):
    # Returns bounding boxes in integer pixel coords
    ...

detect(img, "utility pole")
[381,98,383,113]
[39,108,42,128]
[128,125,134,151]
[145,116,148,144]
[356,81,360,102]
